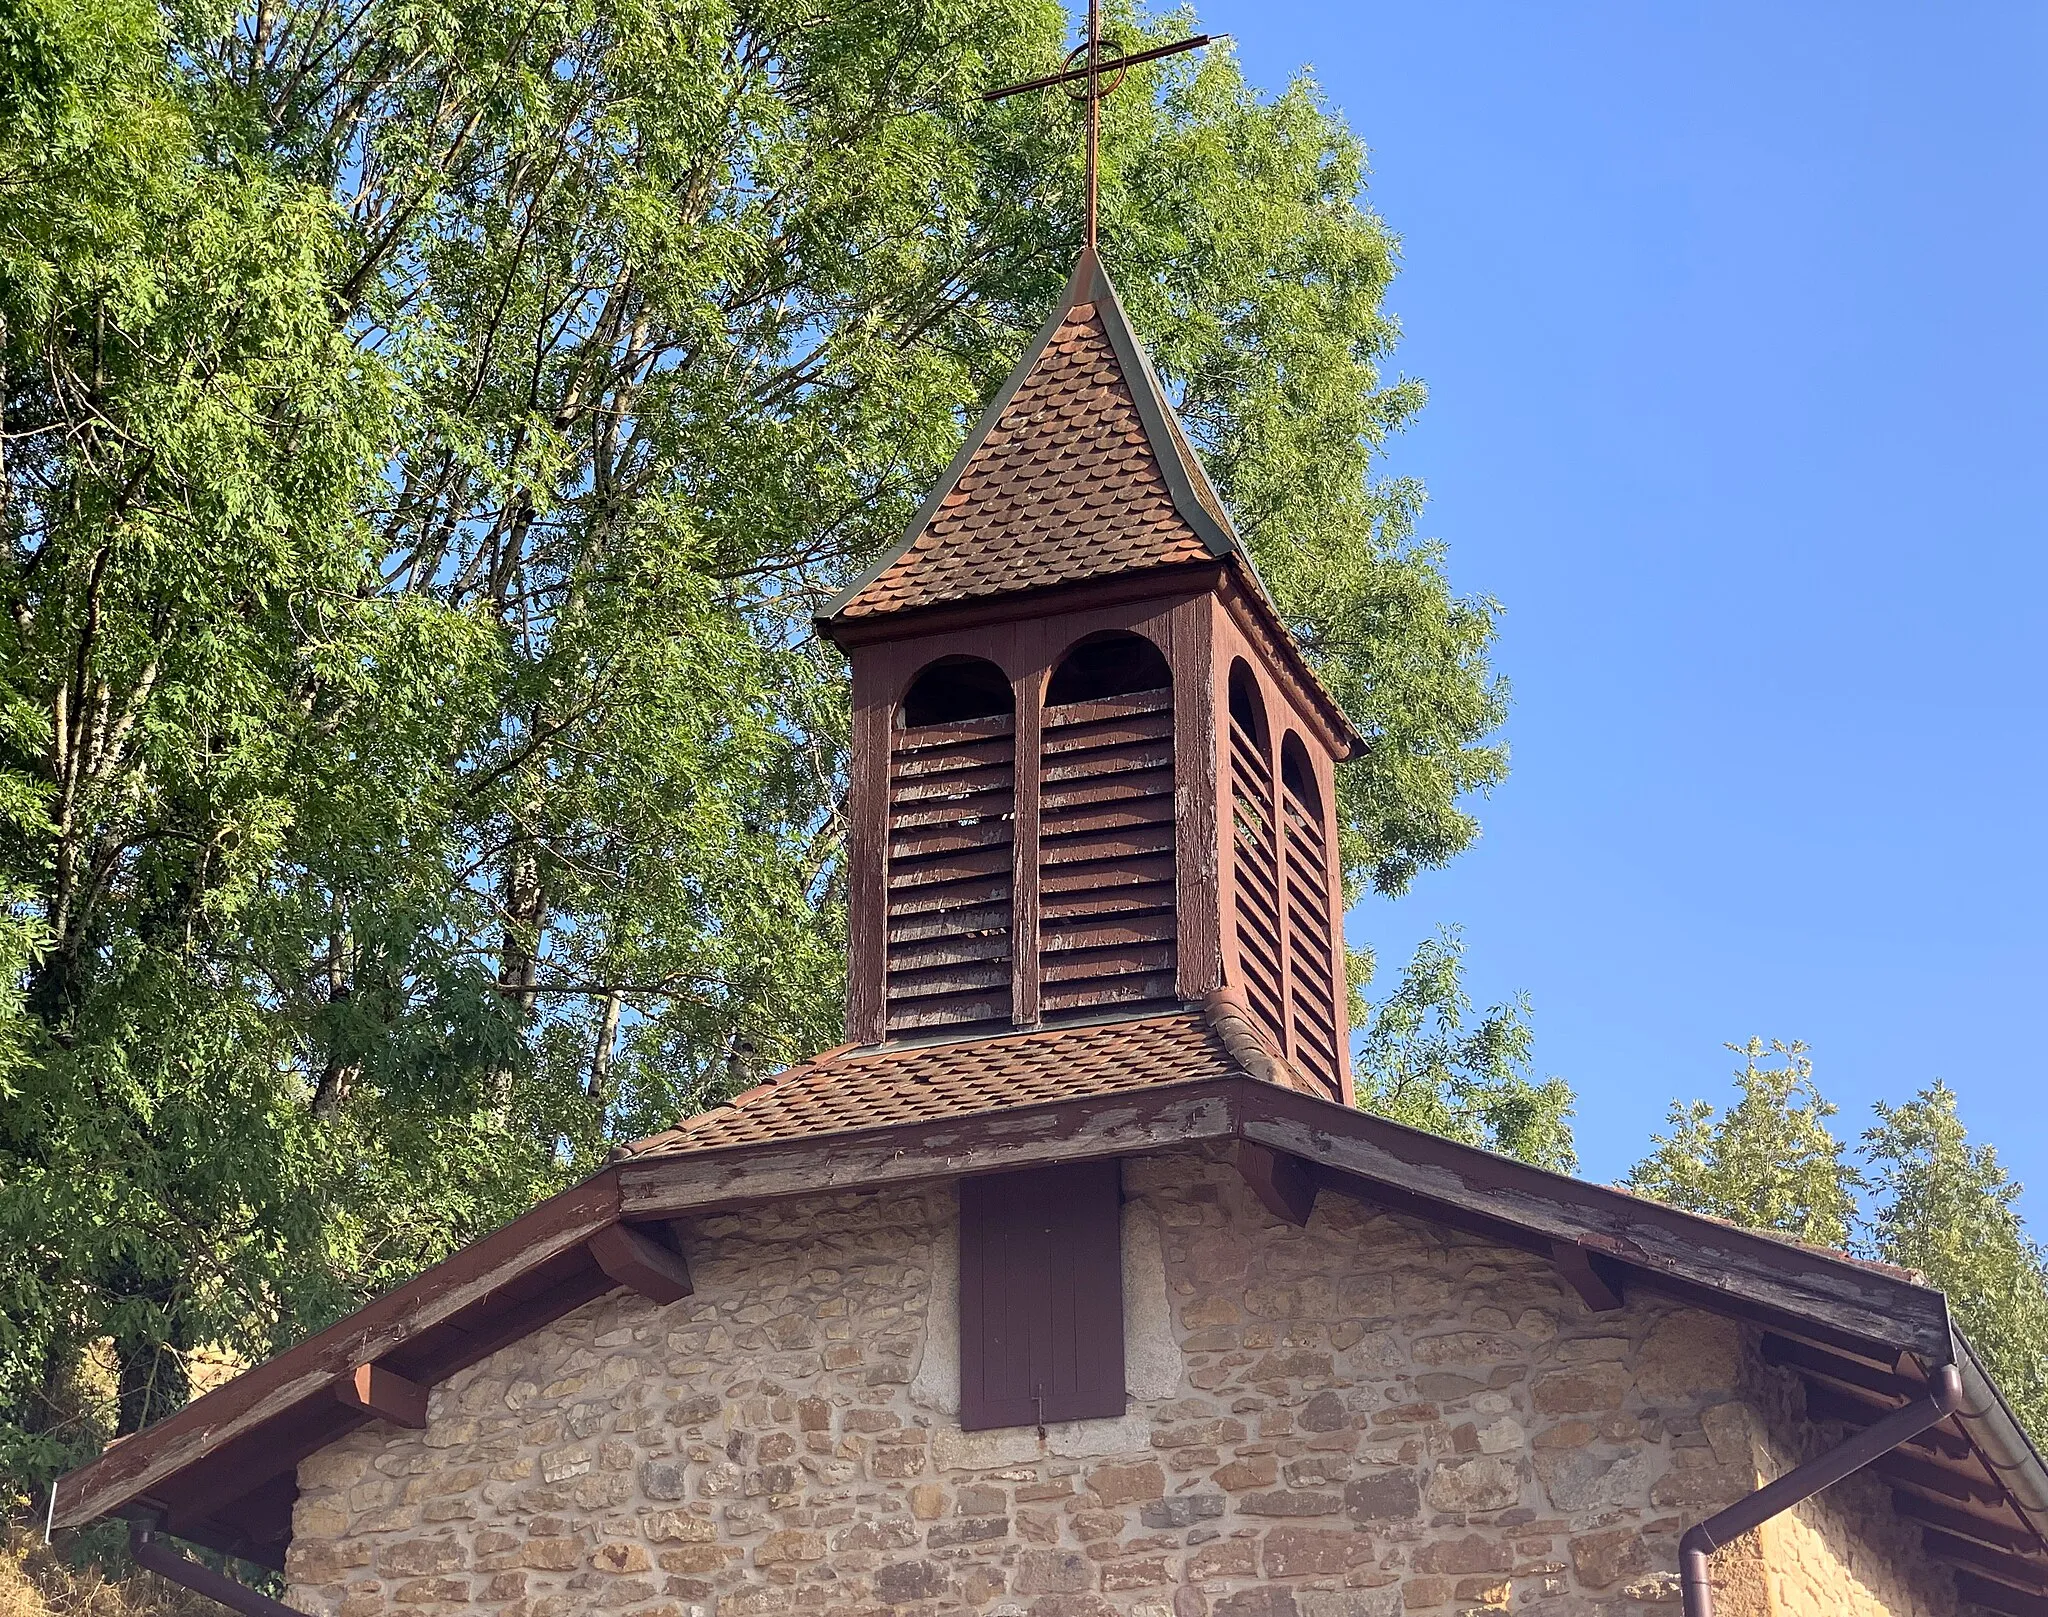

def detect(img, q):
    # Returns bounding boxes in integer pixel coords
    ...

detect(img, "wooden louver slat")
[887,712,1015,1035]
[1281,780,1340,1098]
[1229,715,1286,1051]
[1038,688,1177,1018]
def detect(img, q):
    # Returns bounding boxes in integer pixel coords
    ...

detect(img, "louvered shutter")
[958,1160,1126,1431]
[1280,740,1341,1098]
[1038,687,1177,1017]
[887,710,1015,1034]
[1228,699,1285,1049]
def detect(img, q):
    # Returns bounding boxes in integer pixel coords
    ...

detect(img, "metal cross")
[984,1,1215,250]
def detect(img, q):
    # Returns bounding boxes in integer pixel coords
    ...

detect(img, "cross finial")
[985,7,1216,252]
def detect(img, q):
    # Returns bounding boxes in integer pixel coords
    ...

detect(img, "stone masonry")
[284,1148,1962,1617]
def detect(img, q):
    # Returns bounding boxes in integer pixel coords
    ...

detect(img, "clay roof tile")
[614,995,1322,1161]
[822,251,1238,624]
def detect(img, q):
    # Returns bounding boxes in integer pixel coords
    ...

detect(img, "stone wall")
[1748,1374,1960,1617]
[283,1148,1952,1617]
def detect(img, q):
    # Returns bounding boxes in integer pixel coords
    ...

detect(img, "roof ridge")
[1200,984,1319,1092]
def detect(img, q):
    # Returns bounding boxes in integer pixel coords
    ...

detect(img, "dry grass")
[0,1528,220,1617]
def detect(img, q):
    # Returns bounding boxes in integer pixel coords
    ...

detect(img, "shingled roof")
[618,1005,1253,1157]
[821,247,1242,623]
[49,992,2048,1608]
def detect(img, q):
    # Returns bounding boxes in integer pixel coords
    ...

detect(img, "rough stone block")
[1089,1461,1166,1507]
[1015,1549,1093,1594]
[1424,1455,1521,1513]
[1345,1469,1421,1522]
[875,1559,950,1602]
[1139,1494,1226,1529]
[1260,1525,1354,1576]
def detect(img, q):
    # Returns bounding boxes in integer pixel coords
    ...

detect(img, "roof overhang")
[56,1069,2020,1553]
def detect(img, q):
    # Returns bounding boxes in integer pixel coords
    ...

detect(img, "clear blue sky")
[1193,1,2048,1198]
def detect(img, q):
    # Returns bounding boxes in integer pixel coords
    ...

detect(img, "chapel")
[51,248,2048,1617]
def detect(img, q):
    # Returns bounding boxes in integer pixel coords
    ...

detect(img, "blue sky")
[1191,1,2048,1198]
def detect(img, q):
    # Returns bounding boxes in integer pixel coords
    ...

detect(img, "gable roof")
[821,247,1241,624]
[52,988,2048,1610]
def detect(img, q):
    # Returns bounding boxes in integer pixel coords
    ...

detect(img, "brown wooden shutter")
[958,1159,1125,1431]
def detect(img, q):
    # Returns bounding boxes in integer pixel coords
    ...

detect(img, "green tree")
[1864,1083,2048,1443]
[0,0,1511,1488]
[1628,1048,2048,1447]
[1353,929,1576,1172]
[1626,1038,1862,1248]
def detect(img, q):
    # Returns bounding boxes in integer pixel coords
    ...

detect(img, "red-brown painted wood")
[834,571,1352,1074]
[958,1159,1126,1431]
[847,683,891,1044]
[1171,596,1221,1001]
[332,1363,428,1429]
[587,1222,695,1305]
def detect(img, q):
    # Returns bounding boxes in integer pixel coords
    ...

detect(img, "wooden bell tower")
[818,249,1363,1104]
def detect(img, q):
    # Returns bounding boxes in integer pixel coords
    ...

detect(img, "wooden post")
[846,654,892,1045]
[1173,596,1221,1000]
[1012,631,1044,1027]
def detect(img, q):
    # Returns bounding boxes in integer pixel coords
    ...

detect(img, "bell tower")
[818,249,1362,1103]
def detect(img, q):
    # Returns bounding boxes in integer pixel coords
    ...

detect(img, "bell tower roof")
[821,247,1247,624]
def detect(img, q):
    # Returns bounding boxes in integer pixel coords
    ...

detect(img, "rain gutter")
[1680,1362,1965,1617]
[1951,1332,2048,1547]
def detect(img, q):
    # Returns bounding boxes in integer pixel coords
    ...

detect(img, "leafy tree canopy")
[1352,928,1576,1173]
[1629,1047,2048,1446]
[1626,1038,1862,1249]
[1865,1083,2048,1444]
[0,0,1508,1487]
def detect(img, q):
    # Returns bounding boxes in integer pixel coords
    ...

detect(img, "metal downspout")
[1679,1361,1965,1617]
[128,1517,310,1617]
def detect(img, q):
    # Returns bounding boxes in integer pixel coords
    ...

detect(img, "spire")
[821,248,1245,624]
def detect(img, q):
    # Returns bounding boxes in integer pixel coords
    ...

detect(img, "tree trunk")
[588,988,622,1106]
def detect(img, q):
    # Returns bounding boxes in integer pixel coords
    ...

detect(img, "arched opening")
[901,656,1014,727]
[1226,660,1284,1048]
[1045,631,1171,707]
[1280,733,1322,818]
[886,656,1016,1036]
[1037,633,1177,1018]
[1228,659,1269,749]
[1279,731,1338,1097]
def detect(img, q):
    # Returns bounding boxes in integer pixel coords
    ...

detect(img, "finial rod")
[1084,0,1102,250]
[982,17,1215,253]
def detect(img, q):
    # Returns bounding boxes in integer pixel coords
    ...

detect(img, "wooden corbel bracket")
[587,1221,694,1305]
[1552,1240,1627,1313]
[1235,1140,1318,1227]
[333,1362,429,1429]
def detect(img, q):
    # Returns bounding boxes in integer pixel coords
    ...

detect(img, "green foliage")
[1864,1083,2048,1444]
[1626,1038,1862,1249]
[1630,1049,2048,1447]
[0,0,1509,1491]
[1353,929,1576,1172]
